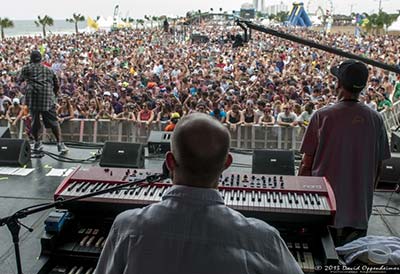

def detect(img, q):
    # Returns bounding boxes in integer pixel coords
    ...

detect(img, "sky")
[1,0,400,20]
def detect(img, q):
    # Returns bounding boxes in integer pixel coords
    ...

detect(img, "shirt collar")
[162,185,224,205]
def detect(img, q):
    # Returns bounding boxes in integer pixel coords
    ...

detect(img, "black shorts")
[31,107,59,129]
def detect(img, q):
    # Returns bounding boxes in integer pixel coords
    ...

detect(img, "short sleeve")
[276,113,283,123]
[300,112,319,156]
[378,118,391,161]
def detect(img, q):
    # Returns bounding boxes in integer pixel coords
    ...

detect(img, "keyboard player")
[95,113,302,274]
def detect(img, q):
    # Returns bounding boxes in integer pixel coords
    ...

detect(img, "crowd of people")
[1,21,400,137]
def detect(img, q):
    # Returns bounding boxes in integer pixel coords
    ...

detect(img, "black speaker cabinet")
[0,127,11,138]
[100,142,144,168]
[252,149,295,175]
[377,153,400,191]
[0,139,31,166]
[148,131,171,155]
[391,132,400,152]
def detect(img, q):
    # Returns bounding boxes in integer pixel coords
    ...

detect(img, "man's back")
[301,101,390,229]
[19,63,58,111]
[95,185,302,274]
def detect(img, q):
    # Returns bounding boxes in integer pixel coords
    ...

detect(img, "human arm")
[146,110,155,125]
[298,113,319,176]
[53,73,60,96]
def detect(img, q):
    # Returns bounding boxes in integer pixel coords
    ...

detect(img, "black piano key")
[67,181,79,191]
[303,193,309,205]
[267,192,271,202]
[251,190,255,202]
[257,191,262,202]
[315,194,321,205]
[89,183,99,192]
[150,186,157,196]
[288,193,293,204]
[309,194,315,205]
[278,192,283,203]
[273,192,277,203]
[294,193,299,204]
[242,190,246,201]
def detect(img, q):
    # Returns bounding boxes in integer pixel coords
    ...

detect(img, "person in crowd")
[56,97,74,123]
[299,60,390,246]
[95,113,303,274]
[96,100,115,120]
[156,102,172,123]
[364,94,377,111]
[297,102,315,127]
[18,50,68,153]
[114,104,136,122]
[137,102,155,127]
[226,103,243,131]
[210,103,227,123]
[376,92,392,112]
[277,104,297,127]
[258,104,275,126]
[0,85,11,115]
[87,98,101,119]
[5,98,23,126]
[164,112,180,131]
[242,100,256,126]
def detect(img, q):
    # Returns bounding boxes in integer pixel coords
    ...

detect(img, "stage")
[0,145,399,274]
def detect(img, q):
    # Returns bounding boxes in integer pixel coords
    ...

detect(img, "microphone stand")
[0,173,167,274]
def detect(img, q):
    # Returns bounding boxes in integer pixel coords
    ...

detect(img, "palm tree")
[66,13,85,34]
[0,18,14,40]
[276,11,289,23]
[35,15,54,38]
[137,19,145,29]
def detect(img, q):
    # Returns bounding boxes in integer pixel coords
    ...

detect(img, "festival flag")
[87,17,99,30]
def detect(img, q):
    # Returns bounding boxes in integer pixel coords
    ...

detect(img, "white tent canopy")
[388,18,400,32]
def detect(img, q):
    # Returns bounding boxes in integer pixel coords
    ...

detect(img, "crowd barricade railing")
[381,100,400,135]
[2,101,398,149]
[0,117,306,150]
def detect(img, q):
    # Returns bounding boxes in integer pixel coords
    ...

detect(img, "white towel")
[336,236,400,265]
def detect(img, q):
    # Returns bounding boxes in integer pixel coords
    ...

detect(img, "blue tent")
[288,2,312,27]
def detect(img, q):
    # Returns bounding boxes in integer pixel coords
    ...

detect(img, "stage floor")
[0,145,399,274]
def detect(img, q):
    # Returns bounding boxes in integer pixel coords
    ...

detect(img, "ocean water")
[2,20,88,37]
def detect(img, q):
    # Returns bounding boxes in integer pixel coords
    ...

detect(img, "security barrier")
[381,101,400,133]
[0,118,305,150]
[2,100,399,151]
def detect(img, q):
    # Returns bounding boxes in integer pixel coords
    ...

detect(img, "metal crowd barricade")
[381,100,400,135]
[2,117,307,150]
[4,102,400,150]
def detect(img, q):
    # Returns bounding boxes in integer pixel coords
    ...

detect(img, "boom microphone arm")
[236,19,400,74]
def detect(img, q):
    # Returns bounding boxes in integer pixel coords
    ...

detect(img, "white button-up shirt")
[95,185,302,274]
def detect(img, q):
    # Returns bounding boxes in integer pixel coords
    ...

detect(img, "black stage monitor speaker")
[148,131,172,155]
[100,142,144,168]
[379,153,400,187]
[391,132,400,152]
[0,139,31,166]
[0,127,11,138]
[252,149,295,175]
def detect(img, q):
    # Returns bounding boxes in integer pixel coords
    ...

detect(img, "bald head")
[166,113,232,188]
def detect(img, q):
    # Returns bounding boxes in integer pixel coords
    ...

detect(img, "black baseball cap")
[330,60,369,93]
[30,50,42,63]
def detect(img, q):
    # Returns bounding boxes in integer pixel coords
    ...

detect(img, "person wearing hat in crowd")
[18,50,68,153]
[299,60,390,246]
[6,98,23,126]
[164,112,180,132]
